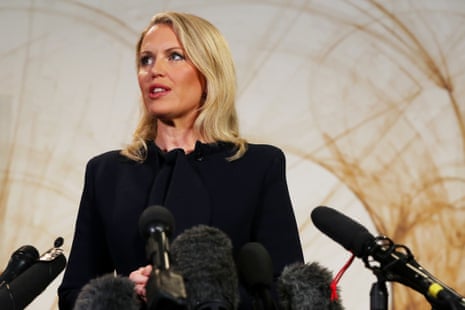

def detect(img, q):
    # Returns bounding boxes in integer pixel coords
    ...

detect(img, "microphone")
[0,237,67,310]
[170,224,239,310]
[138,205,187,310]
[236,242,277,310]
[139,205,175,270]
[311,206,465,310]
[277,262,344,310]
[0,245,40,287]
[73,274,141,310]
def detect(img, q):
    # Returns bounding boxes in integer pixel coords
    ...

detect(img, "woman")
[58,11,303,309]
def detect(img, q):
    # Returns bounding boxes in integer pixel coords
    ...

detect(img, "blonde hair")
[121,11,247,162]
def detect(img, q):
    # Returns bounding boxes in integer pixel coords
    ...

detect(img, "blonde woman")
[58,11,303,309]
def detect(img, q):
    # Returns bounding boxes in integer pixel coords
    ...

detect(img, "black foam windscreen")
[138,205,175,239]
[311,206,375,257]
[171,225,239,310]
[236,242,274,289]
[277,262,345,310]
[237,242,278,310]
[73,274,140,310]
[0,245,39,285]
[0,254,66,310]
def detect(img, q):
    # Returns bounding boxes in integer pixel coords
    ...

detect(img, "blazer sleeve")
[58,159,114,310]
[252,148,304,276]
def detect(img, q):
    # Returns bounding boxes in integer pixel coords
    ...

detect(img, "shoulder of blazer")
[85,149,141,175]
[241,143,285,163]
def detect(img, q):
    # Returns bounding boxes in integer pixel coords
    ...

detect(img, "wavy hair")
[121,11,247,162]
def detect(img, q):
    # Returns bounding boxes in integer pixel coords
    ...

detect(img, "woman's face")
[137,24,205,126]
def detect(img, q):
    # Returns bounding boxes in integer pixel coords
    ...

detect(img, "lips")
[148,84,171,98]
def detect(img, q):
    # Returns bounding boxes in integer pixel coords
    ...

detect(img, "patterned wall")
[1,1,464,309]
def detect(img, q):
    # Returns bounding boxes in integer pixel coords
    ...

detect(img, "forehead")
[140,23,181,50]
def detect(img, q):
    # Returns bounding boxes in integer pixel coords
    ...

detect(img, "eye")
[168,51,185,61]
[139,54,153,66]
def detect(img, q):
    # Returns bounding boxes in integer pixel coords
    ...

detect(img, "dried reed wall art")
[0,1,463,309]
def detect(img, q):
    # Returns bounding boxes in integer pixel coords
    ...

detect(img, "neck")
[155,120,200,154]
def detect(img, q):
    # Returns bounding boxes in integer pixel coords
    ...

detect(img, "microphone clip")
[363,236,465,310]
[39,237,65,262]
[363,236,414,281]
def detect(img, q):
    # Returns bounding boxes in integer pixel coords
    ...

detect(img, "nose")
[150,58,165,78]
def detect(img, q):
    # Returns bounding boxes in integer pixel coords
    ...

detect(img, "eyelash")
[169,52,185,61]
[140,55,153,66]
[139,52,185,67]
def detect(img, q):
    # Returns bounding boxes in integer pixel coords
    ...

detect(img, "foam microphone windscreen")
[0,253,66,310]
[170,225,239,310]
[138,205,175,239]
[236,242,274,290]
[0,245,40,286]
[73,274,141,310]
[237,242,277,310]
[311,206,375,258]
[277,262,344,310]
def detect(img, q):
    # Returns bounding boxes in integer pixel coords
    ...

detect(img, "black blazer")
[58,141,304,309]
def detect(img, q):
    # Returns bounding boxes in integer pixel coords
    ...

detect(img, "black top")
[58,141,304,309]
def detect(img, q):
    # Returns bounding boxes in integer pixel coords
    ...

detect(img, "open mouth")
[151,87,168,94]
[149,86,170,98]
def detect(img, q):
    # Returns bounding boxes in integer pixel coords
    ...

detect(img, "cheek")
[138,75,151,98]
[137,72,145,88]
[185,73,204,97]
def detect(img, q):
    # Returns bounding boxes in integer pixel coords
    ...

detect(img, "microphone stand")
[370,274,388,310]
[364,236,465,310]
[145,227,186,310]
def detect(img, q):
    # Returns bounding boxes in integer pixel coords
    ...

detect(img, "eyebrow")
[139,46,184,55]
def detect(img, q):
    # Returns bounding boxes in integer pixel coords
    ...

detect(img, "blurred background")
[1,0,464,309]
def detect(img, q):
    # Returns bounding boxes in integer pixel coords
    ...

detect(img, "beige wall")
[1,0,464,309]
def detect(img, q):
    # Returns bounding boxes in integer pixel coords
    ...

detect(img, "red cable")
[330,253,355,301]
